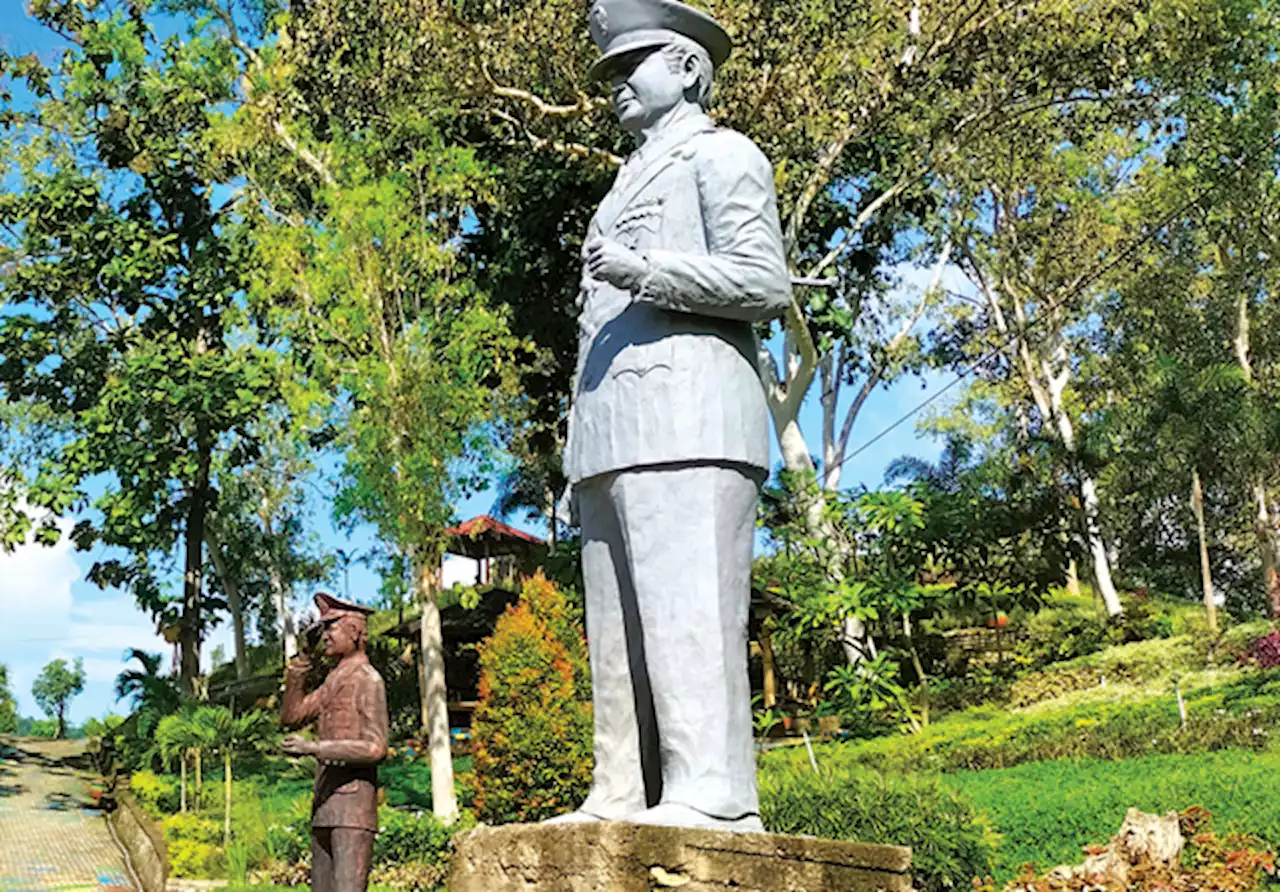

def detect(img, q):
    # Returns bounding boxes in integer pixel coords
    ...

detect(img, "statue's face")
[322,617,360,657]
[609,47,687,132]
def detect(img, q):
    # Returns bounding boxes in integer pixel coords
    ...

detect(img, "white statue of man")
[552,0,791,832]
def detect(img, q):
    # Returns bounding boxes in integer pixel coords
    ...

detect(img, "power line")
[840,127,1280,465]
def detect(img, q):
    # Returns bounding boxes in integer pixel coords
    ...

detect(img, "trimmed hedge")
[773,669,1280,775]
[759,760,998,892]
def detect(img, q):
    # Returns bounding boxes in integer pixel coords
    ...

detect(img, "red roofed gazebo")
[444,514,544,585]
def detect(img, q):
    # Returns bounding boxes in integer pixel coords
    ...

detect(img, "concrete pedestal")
[448,821,913,891]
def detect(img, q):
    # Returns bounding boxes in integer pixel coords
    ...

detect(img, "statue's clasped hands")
[584,237,649,291]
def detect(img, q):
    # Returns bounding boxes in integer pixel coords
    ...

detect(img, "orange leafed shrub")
[465,572,593,824]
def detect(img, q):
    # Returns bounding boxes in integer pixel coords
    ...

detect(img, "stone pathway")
[0,738,133,892]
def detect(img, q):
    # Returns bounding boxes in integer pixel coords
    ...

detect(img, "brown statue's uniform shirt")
[281,654,389,831]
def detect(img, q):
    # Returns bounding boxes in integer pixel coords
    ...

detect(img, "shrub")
[167,839,225,878]
[466,572,593,824]
[130,770,180,815]
[373,807,474,867]
[368,860,449,891]
[1249,630,1280,670]
[262,798,312,865]
[759,760,998,892]
[772,669,1280,776]
[164,813,225,878]
[164,811,222,845]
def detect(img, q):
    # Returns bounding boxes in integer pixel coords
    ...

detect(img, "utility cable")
[838,127,1280,465]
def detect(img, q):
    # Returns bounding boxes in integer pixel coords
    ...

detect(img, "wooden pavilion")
[386,515,547,730]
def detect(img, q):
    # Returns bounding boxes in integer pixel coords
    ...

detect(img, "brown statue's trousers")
[312,828,375,892]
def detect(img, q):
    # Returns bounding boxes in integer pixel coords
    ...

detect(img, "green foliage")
[760,760,999,892]
[130,770,181,817]
[0,664,18,734]
[373,808,475,868]
[24,718,58,738]
[31,657,85,738]
[261,795,312,865]
[949,751,1280,883]
[775,669,1280,775]
[0,2,286,692]
[164,813,226,878]
[467,572,592,824]
[82,713,127,740]
[824,655,921,735]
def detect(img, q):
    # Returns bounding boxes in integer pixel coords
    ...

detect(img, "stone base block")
[448,821,913,891]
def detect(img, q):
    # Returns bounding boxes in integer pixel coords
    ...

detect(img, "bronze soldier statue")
[281,592,389,892]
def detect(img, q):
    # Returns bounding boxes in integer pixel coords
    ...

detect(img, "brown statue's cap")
[587,0,731,81]
[314,592,375,622]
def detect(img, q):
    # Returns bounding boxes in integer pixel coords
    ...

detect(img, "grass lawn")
[945,748,1280,882]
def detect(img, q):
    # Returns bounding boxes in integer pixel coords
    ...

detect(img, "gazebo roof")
[446,514,544,559]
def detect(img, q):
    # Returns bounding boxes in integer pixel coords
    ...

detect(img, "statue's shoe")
[542,809,610,825]
[626,802,765,833]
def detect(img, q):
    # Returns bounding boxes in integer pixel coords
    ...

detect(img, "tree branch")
[785,127,854,255]
[482,66,609,118]
[831,240,952,478]
[805,175,913,280]
[208,0,337,189]
[490,109,622,167]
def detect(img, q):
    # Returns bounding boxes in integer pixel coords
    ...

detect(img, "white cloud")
[0,514,77,635]
[0,511,177,721]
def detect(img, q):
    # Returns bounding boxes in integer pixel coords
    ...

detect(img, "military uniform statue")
[281,593,389,892]
[554,0,791,832]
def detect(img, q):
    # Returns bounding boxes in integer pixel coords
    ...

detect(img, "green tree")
[157,705,216,813]
[189,705,275,846]
[31,658,86,740]
[0,4,282,694]
[0,664,18,734]
[205,423,330,679]
[114,649,181,739]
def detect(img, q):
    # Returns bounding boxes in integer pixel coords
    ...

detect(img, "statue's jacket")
[281,654,389,832]
[565,111,792,484]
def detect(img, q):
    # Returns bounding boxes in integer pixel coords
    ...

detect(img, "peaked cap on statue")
[587,0,732,80]
[314,591,375,624]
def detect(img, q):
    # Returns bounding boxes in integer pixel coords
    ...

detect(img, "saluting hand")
[584,238,649,290]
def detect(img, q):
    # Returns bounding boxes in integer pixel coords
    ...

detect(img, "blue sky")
[0,2,946,724]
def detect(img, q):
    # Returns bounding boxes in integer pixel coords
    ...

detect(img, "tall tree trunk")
[1044,358,1123,617]
[415,554,457,822]
[1232,291,1280,618]
[223,750,232,847]
[1066,558,1081,597]
[182,438,212,696]
[261,506,299,659]
[206,528,249,681]
[759,624,777,709]
[56,705,65,740]
[415,644,429,731]
[194,749,203,810]
[180,754,187,812]
[973,266,1123,617]
[1191,468,1219,635]
[1256,485,1280,619]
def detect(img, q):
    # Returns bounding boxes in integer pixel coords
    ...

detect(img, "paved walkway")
[0,738,133,892]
